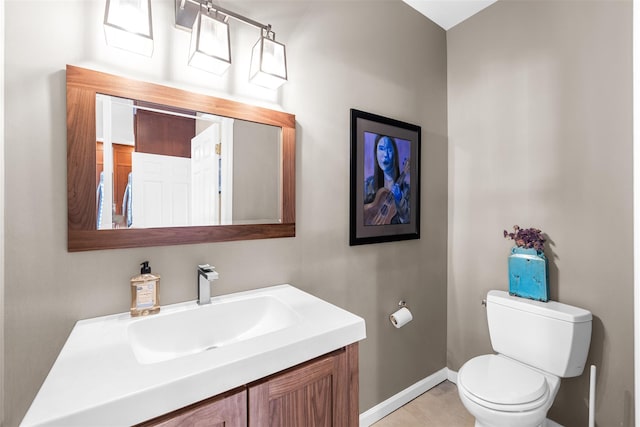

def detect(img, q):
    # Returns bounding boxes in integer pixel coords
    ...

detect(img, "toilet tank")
[486,290,592,377]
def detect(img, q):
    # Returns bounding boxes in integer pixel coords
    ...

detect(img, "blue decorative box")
[508,247,549,302]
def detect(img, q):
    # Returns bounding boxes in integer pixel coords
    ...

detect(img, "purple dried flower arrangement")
[503,225,545,252]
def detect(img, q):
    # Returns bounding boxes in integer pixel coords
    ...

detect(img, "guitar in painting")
[363,159,410,225]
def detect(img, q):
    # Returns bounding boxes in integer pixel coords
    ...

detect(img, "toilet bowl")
[457,354,560,427]
[456,291,592,427]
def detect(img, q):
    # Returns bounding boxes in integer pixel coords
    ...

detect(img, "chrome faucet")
[197,264,219,305]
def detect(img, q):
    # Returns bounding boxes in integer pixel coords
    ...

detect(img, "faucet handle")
[198,264,219,280]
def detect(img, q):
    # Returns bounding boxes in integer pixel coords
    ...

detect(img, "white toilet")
[457,290,592,427]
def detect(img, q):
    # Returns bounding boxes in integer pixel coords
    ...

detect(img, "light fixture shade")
[249,35,288,89]
[104,0,153,56]
[189,12,232,75]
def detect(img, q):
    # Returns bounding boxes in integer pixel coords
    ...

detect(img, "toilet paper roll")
[390,307,413,328]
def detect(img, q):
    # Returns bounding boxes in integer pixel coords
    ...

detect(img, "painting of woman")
[363,133,410,225]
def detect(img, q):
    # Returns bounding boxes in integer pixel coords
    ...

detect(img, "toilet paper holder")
[390,300,413,328]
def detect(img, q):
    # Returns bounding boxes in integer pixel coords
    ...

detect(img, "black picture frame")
[349,109,421,246]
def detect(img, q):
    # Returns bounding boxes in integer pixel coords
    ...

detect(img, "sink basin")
[128,295,300,364]
[21,284,366,427]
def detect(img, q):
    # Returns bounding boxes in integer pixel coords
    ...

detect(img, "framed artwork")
[349,109,421,246]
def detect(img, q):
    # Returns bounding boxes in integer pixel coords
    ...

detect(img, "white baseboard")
[447,368,458,384]
[359,367,450,426]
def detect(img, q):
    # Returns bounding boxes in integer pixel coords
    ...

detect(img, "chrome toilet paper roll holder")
[389,300,413,328]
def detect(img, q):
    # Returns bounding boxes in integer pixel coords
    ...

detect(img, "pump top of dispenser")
[140,261,151,274]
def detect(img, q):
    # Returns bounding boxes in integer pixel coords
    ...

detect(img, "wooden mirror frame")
[67,65,295,252]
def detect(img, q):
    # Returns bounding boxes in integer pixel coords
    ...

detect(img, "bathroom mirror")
[67,65,295,251]
[95,95,282,229]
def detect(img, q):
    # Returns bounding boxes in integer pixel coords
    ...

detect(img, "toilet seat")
[458,354,551,413]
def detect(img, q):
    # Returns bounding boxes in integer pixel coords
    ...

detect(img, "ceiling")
[402,0,498,30]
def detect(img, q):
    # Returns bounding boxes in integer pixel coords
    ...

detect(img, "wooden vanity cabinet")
[137,344,359,427]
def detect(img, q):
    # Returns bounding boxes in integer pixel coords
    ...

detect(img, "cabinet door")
[248,344,359,427]
[137,387,247,427]
[112,143,133,216]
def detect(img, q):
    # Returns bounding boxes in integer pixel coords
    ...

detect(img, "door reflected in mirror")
[95,95,282,230]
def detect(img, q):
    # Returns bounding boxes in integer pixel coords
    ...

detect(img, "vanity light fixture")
[189,8,231,75]
[249,27,288,89]
[104,0,154,56]
[176,0,288,89]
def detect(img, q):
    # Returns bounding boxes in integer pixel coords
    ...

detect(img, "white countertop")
[21,284,366,426]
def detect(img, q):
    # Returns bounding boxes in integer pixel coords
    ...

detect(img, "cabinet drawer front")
[137,388,247,427]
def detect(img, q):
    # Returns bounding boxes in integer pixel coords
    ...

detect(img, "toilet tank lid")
[487,290,592,323]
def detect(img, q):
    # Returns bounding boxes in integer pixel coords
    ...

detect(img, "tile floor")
[371,381,475,426]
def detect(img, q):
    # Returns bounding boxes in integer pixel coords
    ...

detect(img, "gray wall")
[3,1,447,425]
[447,1,633,426]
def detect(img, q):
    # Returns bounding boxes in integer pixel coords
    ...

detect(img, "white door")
[191,124,219,226]
[131,152,191,228]
[197,114,234,225]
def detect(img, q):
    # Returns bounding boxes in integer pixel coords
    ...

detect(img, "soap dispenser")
[130,261,160,317]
